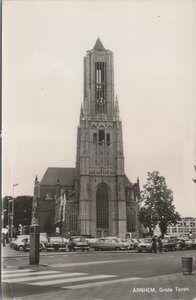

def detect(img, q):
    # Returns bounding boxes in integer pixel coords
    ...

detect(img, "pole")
[11,183,19,243]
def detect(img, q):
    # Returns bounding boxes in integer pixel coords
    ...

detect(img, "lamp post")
[10,183,19,243]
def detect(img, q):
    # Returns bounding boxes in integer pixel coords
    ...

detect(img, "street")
[2,247,196,300]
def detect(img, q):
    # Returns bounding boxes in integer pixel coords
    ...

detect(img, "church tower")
[36,38,140,239]
[76,38,127,238]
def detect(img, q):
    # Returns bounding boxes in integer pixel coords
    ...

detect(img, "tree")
[2,195,33,228]
[138,171,181,238]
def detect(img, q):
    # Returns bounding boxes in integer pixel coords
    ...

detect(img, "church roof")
[40,167,76,186]
[93,38,106,51]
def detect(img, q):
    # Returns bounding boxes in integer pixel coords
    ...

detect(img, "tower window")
[99,130,105,145]
[107,133,110,145]
[95,62,107,114]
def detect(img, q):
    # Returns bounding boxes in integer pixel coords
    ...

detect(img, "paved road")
[2,247,196,300]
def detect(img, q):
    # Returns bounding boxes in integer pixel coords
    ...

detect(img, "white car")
[137,238,152,253]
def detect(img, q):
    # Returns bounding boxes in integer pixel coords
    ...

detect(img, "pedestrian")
[157,237,162,253]
[1,233,6,247]
[151,236,157,253]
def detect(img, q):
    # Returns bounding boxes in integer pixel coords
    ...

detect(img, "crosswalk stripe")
[51,260,127,268]
[65,277,143,289]
[3,272,87,283]
[2,269,33,274]
[3,271,60,278]
[28,274,117,286]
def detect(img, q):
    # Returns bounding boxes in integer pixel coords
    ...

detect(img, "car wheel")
[18,246,24,251]
[115,247,120,251]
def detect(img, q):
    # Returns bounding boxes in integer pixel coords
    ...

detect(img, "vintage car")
[90,237,130,251]
[137,238,152,253]
[10,235,29,250]
[174,239,190,251]
[67,236,90,252]
[131,238,140,249]
[24,239,46,252]
[46,236,66,251]
[121,238,135,250]
[13,237,29,251]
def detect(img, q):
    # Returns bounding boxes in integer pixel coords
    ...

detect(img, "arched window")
[96,184,109,229]
[69,209,78,232]
[127,207,136,232]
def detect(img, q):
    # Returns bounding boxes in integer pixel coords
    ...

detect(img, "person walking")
[151,236,157,253]
[1,233,6,247]
[157,237,162,253]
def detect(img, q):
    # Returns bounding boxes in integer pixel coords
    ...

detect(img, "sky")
[2,0,196,217]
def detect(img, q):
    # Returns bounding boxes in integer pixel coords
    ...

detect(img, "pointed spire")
[35,175,38,184]
[93,38,106,51]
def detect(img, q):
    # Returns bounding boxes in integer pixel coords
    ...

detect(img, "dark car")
[68,236,90,252]
[46,236,66,252]
[174,239,188,251]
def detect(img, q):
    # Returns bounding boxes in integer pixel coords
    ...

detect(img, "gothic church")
[33,39,141,238]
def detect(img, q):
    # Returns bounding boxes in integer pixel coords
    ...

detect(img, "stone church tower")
[34,39,140,238]
[76,38,139,238]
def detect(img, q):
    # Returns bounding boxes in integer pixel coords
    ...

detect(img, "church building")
[33,39,141,238]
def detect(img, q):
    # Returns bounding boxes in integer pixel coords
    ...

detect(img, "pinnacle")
[93,38,106,51]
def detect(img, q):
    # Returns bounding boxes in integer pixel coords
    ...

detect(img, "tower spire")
[93,38,106,51]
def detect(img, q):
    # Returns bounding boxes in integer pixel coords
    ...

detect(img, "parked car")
[121,238,135,250]
[137,238,152,253]
[46,236,66,251]
[91,237,130,251]
[11,235,29,251]
[131,238,140,249]
[185,239,193,250]
[86,238,98,248]
[24,240,46,252]
[67,236,90,252]
[174,239,188,251]
[13,237,29,251]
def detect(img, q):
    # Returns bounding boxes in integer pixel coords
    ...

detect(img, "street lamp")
[10,183,19,243]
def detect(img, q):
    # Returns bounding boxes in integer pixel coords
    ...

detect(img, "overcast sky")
[3,0,196,217]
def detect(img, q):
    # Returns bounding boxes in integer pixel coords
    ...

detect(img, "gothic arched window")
[127,207,136,232]
[95,62,107,114]
[96,184,109,229]
[69,209,78,232]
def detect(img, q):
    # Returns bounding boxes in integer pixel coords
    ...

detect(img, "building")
[33,39,141,238]
[166,217,196,237]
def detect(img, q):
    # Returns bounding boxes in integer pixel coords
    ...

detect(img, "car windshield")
[97,238,107,242]
[140,238,151,243]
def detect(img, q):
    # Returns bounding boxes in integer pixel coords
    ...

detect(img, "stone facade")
[34,39,141,238]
